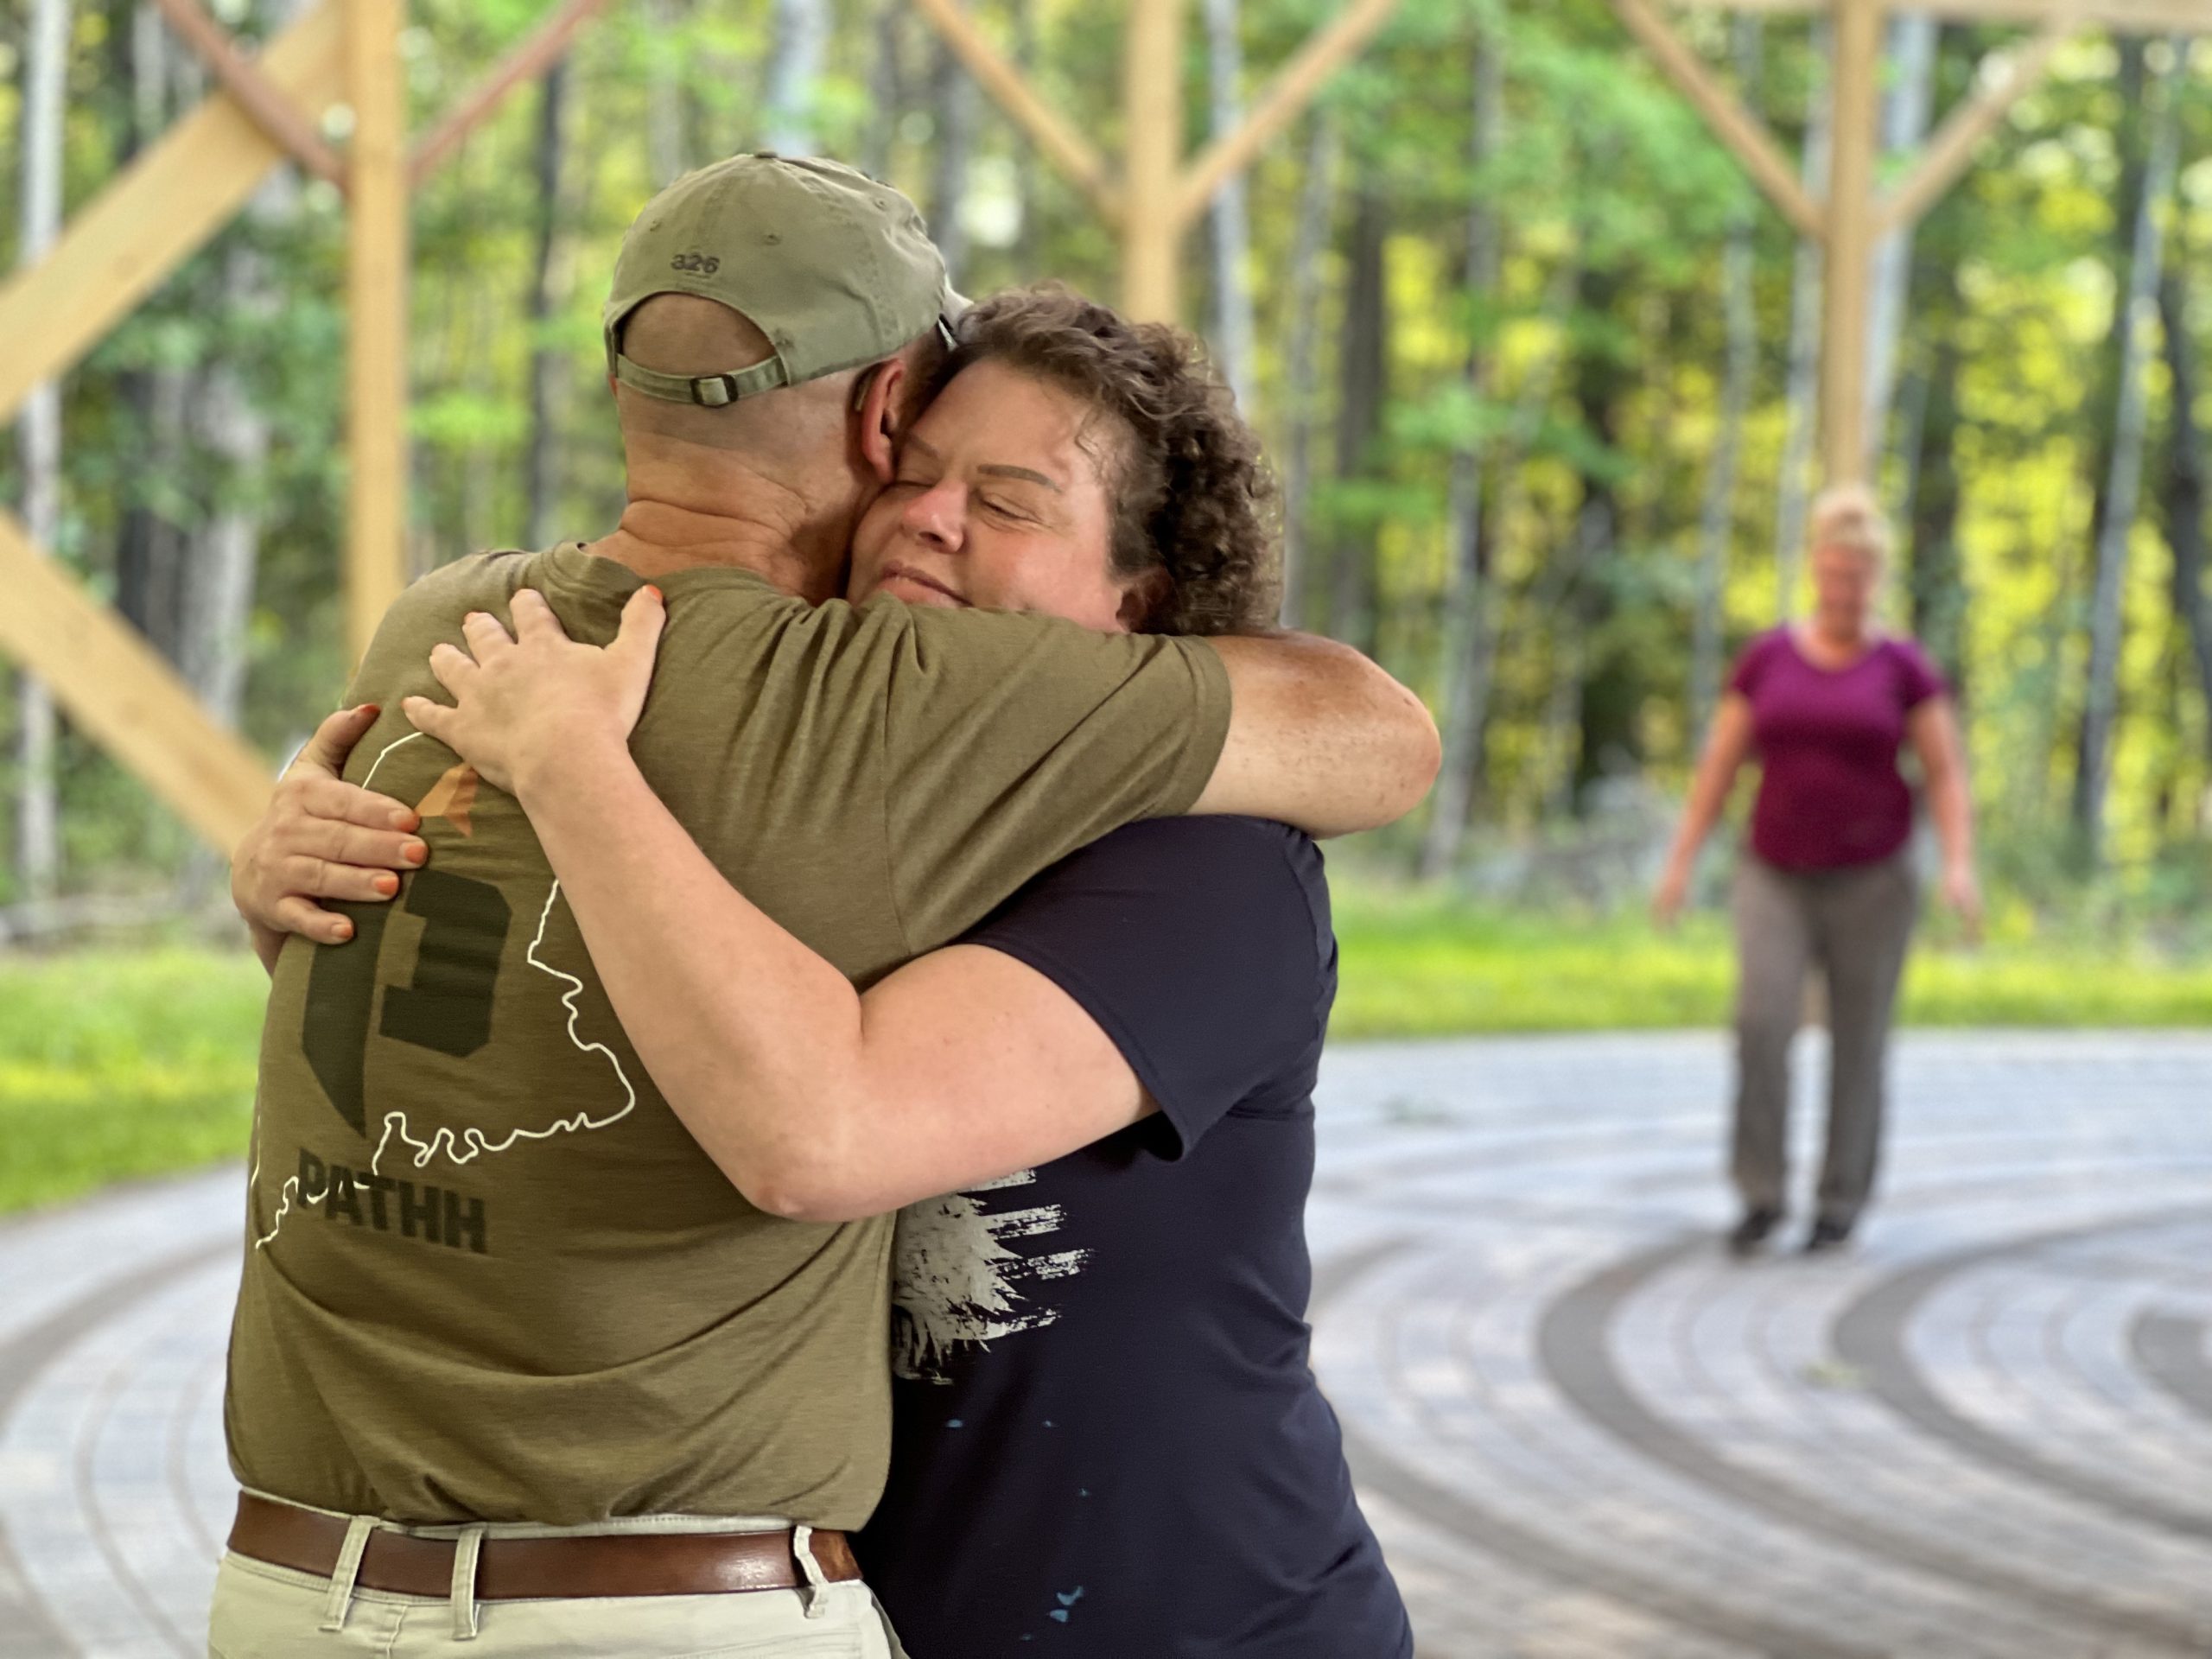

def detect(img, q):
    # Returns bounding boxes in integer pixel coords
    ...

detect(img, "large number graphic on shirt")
[893,1171,1092,1383]
[255,734,641,1252]
[303,869,512,1133]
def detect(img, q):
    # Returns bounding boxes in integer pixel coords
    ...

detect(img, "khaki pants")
[207,1505,907,1659]
[1730,849,1918,1228]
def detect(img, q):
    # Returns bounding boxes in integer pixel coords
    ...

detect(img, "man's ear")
[855,357,906,485]
[1116,568,1173,633]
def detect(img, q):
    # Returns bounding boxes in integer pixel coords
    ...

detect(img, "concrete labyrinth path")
[1,1033,2208,1657]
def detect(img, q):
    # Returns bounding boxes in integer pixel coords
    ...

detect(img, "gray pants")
[1730,850,1918,1228]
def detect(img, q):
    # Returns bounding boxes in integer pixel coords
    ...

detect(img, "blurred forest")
[3,0,2210,938]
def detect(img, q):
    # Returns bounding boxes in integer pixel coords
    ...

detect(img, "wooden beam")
[348,0,410,666]
[1609,0,1827,242]
[1876,16,2071,236]
[149,0,349,190]
[410,0,616,187]
[908,0,1122,222]
[1123,0,1188,321]
[1821,0,1885,486]
[1678,0,2202,31]
[1173,0,1402,231]
[0,0,346,429]
[0,512,270,853]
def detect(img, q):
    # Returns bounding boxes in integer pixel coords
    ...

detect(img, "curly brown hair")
[929,284,1280,636]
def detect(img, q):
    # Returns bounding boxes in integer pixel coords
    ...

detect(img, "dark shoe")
[1803,1217,1853,1254]
[1728,1207,1783,1255]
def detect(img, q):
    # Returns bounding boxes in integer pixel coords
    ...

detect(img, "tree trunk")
[764,0,828,156]
[645,0,689,186]
[1329,188,1389,655]
[2161,259,2212,776]
[1277,116,1338,629]
[1201,0,1255,411]
[927,1,979,287]
[1418,28,1505,880]
[1011,0,1039,274]
[1774,18,1831,618]
[1690,16,1762,742]
[2074,38,2184,861]
[1906,327,1967,692]
[1570,254,1637,809]
[1863,12,1938,465]
[16,0,72,899]
[116,5,199,669]
[525,57,574,550]
[180,0,305,735]
[185,349,268,728]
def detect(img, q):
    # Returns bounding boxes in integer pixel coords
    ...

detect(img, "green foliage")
[1331,882,2212,1038]
[0,948,266,1215]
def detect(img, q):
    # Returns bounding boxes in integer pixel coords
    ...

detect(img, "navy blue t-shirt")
[855,817,1411,1658]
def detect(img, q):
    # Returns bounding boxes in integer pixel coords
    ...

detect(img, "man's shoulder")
[373,550,537,632]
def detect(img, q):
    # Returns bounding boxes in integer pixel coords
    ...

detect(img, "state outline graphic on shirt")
[254,732,642,1250]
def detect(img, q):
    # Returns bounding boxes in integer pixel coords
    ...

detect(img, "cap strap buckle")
[612,353,791,408]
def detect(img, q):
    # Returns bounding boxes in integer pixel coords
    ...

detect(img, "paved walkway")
[2,1033,2209,1657]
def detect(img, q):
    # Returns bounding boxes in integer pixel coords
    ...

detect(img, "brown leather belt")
[227,1493,861,1600]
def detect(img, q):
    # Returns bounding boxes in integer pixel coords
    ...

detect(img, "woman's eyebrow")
[979,463,1059,491]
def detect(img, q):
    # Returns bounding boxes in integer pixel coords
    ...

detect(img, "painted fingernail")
[373,874,400,897]
[333,920,353,941]
[644,585,663,601]
[402,840,428,865]
[357,702,380,717]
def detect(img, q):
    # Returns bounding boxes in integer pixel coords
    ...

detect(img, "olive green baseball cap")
[603,154,962,408]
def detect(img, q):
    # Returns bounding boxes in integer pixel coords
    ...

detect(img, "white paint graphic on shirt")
[892,1169,1091,1383]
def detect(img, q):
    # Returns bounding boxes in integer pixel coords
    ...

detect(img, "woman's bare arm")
[514,738,1153,1220]
[403,589,1154,1223]
[1653,693,1755,926]
[1907,695,1982,931]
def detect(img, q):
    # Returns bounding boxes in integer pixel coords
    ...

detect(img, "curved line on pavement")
[1315,1236,1885,1659]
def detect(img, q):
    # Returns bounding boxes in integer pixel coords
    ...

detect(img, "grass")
[3,894,2209,1217]
[1330,887,2212,1039]
[0,948,269,1217]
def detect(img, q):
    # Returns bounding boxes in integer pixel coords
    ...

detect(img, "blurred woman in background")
[1655,485,1980,1255]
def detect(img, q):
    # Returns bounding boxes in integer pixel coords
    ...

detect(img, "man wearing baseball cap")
[213,156,1435,1656]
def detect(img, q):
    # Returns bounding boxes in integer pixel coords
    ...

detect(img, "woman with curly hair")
[240,283,1414,1658]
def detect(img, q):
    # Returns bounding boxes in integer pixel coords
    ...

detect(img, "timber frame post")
[910,0,1405,322]
[1613,0,2202,486]
[0,0,608,854]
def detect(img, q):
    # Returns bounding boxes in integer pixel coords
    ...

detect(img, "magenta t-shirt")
[1729,627,1948,870]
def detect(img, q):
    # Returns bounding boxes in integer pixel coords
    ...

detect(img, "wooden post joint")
[150,0,350,191]
[1608,0,1827,243]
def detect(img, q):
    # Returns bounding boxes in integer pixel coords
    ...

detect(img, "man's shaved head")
[613,295,810,453]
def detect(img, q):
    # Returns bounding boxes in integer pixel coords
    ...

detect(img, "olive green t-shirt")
[226,543,1231,1528]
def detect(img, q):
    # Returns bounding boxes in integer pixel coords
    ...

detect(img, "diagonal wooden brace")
[410,0,616,187]
[150,0,348,191]
[1676,0,2202,31]
[0,512,271,854]
[910,0,1123,225]
[0,0,347,428]
[1610,0,1827,242]
[1173,0,1403,231]
[1875,16,2072,237]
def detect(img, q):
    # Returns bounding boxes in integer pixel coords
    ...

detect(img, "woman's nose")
[901,481,964,551]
